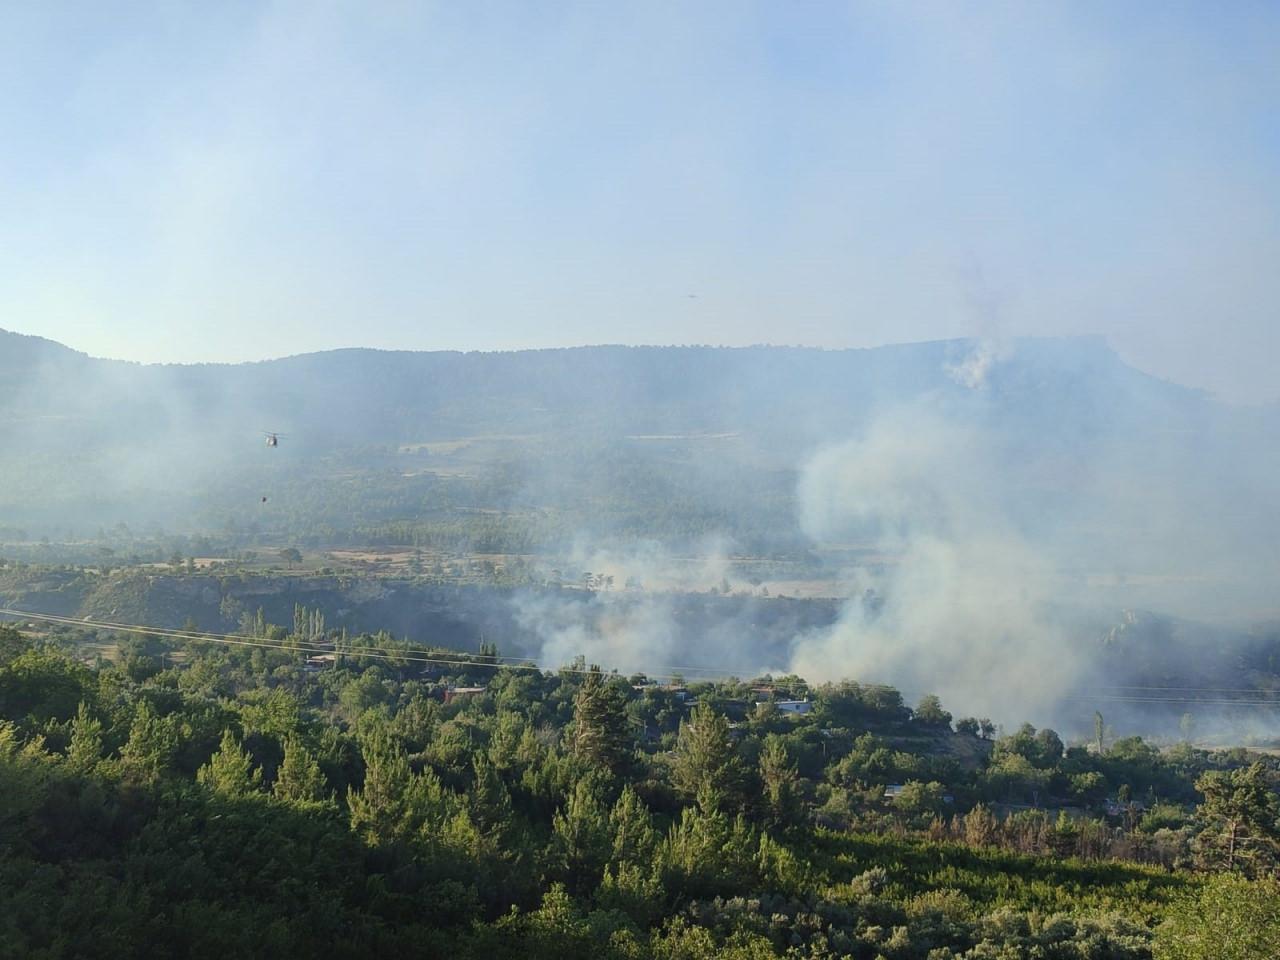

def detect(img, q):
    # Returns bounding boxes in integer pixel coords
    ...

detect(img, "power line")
[0,607,739,683]
[1,607,607,675]
[0,605,758,679]
[14,607,1271,703]
[1090,686,1280,701]
[4,607,485,663]
[1064,694,1280,708]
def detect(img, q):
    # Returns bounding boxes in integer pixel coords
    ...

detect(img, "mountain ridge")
[0,326,1190,392]
[1,329,1273,572]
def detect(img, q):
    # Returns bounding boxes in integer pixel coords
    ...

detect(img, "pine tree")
[609,784,657,867]
[349,723,454,845]
[759,734,801,828]
[196,728,262,797]
[467,753,513,840]
[273,735,327,803]
[66,701,104,774]
[1195,762,1280,873]
[670,701,743,811]
[348,724,413,843]
[570,666,633,776]
[659,796,758,898]
[551,778,611,894]
[962,804,1000,847]
[120,700,177,783]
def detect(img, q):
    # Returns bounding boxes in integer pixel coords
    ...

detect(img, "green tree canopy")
[1154,873,1280,960]
[1195,761,1280,873]
[273,734,328,803]
[570,666,633,777]
[913,694,952,729]
[197,728,263,797]
[670,701,743,812]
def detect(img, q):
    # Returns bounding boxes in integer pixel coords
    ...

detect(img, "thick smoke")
[514,589,685,678]
[786,340,1280,728]
[511,538,753,678]
[788,404,1077,722]
[5,331,1279,737]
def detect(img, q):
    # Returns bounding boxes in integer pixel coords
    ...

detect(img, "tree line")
[0,622,1277,958]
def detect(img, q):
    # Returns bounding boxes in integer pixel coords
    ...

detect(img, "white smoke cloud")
[512,537,743,677]
[789,405,1084,723]
[945,337,1013,390]
[560,536,736,595]
[513,589,681,678]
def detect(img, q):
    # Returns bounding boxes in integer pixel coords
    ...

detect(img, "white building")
[759,699,812,716]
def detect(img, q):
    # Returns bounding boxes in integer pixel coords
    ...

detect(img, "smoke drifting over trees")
[791,404,1076,720]
[3,329,1278,728]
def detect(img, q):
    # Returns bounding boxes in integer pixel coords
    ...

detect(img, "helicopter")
[263,432,285,448]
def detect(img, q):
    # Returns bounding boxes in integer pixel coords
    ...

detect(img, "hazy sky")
[2,1,1277,400]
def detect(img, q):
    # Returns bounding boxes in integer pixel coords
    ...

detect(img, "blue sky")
[1,1,1277,400]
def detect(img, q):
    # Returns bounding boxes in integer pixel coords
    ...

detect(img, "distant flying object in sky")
[263,432,284,447]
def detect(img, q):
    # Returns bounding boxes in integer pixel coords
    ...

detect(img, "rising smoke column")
[787,379,1085,724]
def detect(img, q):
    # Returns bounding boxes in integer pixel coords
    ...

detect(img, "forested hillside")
[3,330,1269,549]
[3,562,1280,744]
[4,621,1280,958]
[2,330,1201,453]
[6,330,1280,739]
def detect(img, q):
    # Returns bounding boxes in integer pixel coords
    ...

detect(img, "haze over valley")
[7,5,1280,953]
[4,327,1277,736]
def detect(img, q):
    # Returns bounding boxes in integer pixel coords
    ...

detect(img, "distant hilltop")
[0,330,1207,450]
[2,330,1275,570]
